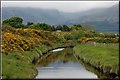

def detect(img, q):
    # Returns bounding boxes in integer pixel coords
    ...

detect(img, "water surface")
[36,60,97,79]
[36,48,98,79]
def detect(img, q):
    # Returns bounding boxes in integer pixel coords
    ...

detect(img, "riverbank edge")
[16,44,74,79]
[73,44,119,78]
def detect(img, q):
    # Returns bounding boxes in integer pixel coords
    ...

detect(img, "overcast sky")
[2,1,119,13]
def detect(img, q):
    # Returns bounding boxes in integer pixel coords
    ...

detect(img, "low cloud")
[2,1,119,13]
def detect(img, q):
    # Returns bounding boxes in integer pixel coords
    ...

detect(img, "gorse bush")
[2,17,119,52]
[78,37,119,43]
[2,26,59,54]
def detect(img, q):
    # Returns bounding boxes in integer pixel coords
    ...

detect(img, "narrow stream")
[35,48,100,79]
[36,61,97,79]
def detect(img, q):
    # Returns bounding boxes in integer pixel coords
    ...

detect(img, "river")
[35,48,108,79]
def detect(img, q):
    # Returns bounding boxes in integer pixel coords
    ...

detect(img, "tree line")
[2,16,82,31]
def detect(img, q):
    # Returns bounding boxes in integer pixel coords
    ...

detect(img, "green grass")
[2,44,51,79]
[2,43,74,79]
[73,43,119,75]
[2,53,37,79]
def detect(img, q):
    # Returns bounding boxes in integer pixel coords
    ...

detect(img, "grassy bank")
[2,53,37,79]
[73,43,119,77]
[1,26,57,79]
[2,26,75,79]
[2,44,51,79]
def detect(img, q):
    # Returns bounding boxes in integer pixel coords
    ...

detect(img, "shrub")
[14,23,25,28]
[28,23,49,30]
[2,16,24,28]
[64,34,73,40]
[27,22,34,26]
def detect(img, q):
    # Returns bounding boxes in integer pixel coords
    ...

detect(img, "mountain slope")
[2,7,66,25]
[2,4,119,33]
[63,4,119,33]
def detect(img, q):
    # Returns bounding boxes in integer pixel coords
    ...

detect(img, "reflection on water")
[36,60,97,79]
[50,48,65,52]
[36,48,98,79]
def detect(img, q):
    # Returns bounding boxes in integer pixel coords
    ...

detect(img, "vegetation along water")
[1,17,119,79]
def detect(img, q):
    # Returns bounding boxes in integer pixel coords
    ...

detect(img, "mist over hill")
[2,4,119,33]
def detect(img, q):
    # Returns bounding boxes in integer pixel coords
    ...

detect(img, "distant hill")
[2,7,67,25]
[2,4,119,33]
[62,4,119,33]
